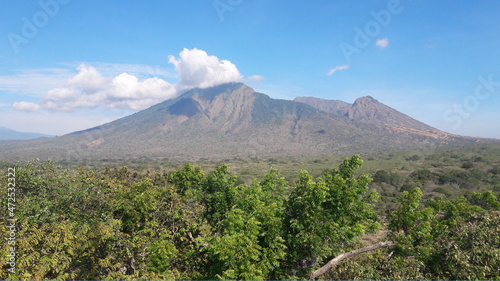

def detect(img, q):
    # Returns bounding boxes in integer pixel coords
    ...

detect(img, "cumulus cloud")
[13,48,246,112]
[326,65,350,76]
[13,101,42,112]
[67,64,109,92]
[168,48,242,90]
[376,38,389,49]
[33,64,177,111]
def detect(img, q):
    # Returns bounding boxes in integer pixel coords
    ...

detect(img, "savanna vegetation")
[1,147,499,280]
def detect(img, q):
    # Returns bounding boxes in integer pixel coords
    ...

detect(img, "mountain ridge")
[0,127,53,140]
[294,95,451,139]
[0,83,492,162]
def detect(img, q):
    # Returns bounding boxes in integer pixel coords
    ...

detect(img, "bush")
[406,155,421,161]
[488,166,500,175]
[433,187,452,197]
[461,161,474,169]
[410,169,436,183]
[372,170,391,183]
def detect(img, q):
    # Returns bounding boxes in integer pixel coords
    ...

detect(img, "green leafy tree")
[7,155,497,280]
[209,208,264,280]
[202,165,238,230]
[113,179,158,233]
[204,169,288,279]
[284,155,379,278]
[388,188,500,280]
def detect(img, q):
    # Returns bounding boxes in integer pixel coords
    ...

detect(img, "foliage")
[323,189,499,280]
[1,153,498,280]
[283,155,379,278]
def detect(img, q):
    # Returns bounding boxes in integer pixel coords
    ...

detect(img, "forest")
[1,150,499,280]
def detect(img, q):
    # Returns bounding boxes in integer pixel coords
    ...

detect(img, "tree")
[387,188,500,280]
[324,189,499,280]
[202,165,238,230]
[7,156,497,280]
[284,155,379,278]
[204,170,288,280]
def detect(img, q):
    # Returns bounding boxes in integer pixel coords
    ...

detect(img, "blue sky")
[1,0,499,138]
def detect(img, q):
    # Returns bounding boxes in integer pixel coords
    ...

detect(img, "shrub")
[461,161,474,169]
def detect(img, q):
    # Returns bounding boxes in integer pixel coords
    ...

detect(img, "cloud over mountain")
[14,48,244,112]
[169,48,243,90]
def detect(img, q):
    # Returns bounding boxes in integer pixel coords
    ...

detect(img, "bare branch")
[310,240,394,279]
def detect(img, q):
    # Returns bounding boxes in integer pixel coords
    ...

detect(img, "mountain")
[293,96,449,139]
[0,83,485,162]
[0,127,53,140]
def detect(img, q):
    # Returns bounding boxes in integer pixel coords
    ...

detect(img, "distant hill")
[0,127,53,140]
[0,83,490,162]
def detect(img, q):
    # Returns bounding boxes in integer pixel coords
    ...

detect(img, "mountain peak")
[294,94,452,140]
[353,95,379,105]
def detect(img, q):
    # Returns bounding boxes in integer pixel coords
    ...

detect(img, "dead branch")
[310,240,394,279]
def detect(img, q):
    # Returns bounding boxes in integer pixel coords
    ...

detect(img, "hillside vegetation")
[1,149,498,280]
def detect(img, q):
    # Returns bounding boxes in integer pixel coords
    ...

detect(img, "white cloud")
[107,74,175,110]
[168,48,243,90]
[67,64,110,92]
[33,65,177,111]
[246,75,266,83]
[13,101,42,112]
[326,65,349,76]
[12,48,247,112]
[43,87,103,111]
[376,38,389,49]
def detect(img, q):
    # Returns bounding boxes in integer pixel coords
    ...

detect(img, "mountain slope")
[0,83,483,162]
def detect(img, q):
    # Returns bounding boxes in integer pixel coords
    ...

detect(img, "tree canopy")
[1,156,498,280]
